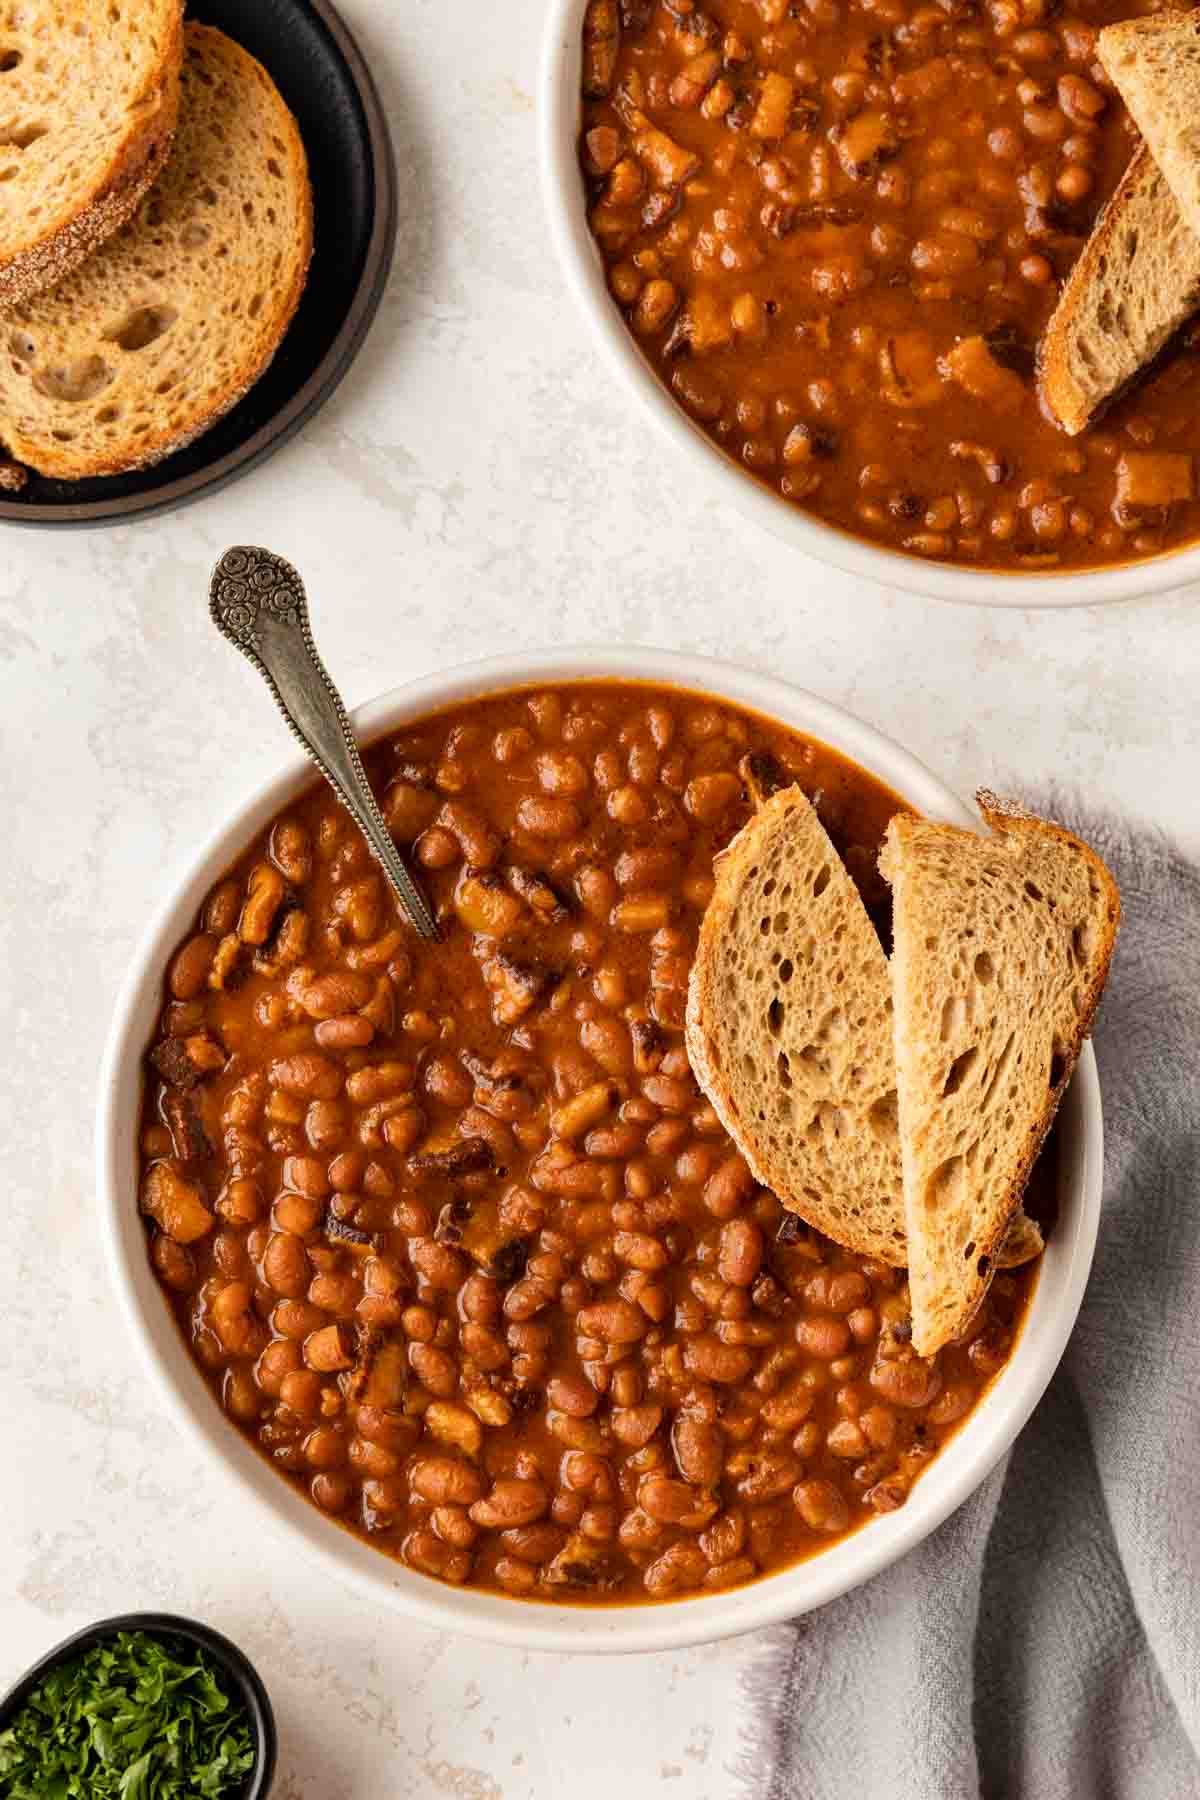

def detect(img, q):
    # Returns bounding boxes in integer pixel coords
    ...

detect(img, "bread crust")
[1101,11,1200,240]
[0,23,314,480]
[884,794,1120,1354]
[0,1,185,307]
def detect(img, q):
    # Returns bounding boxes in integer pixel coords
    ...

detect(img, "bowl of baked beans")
[542,0,1200,604]
[98,648,1102,1651]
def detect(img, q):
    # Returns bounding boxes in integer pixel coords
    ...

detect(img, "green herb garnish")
[0,1629,256,1798]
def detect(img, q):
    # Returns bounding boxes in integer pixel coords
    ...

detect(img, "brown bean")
[460,1272,502,1324]
[169,934,217,1001]
[262,1231,311,1298]
[647,1540,712,1598]
[828,1270,870,1312]
[700,1510,747,1566]
[704,1156,755,1218]
[684,772,741,822]
[151,1233,195,1291]
[610,1403,664,1448]
[304,1322,356,1371]
[316,1015,375,1050]
[683,1335,752,1383]
[469,1479,550,1529]
[423,1055,473,1108]
[355,1405,420,1455]
[718,1218,763,1287]
[299,971,373,1019]
[410,1238,468,1290]
[516,796,581,839]
[346,1062,413,1106]
[613,1230,668,1271]
[282,1155,330,1199]
[410,1457,485,1506]
[403,1529,470,1583]
[577,1298,647,1343]
[305,1101,347,1153]
[204,879,241,937]
[501,1523,565,1564]
[503,1277,557,1321]
[432,1504,479,1550]
[239,863,287,945]
[271,1054,342,1100]
[640,1477,714,1527]
[546,1372,598,1418]
[796,1315,852,1359]
[673,1416,723,1486]
[736,1452,801,1501]
[552,1082,619,1142]
[303,1425,347,1470]
[794,1479,851,1533]
[272,1298,326,1341]
[270,818,312,884]
[870,1355,942,1408]
[410,1342,459,1398]
[308,1271,360,1317]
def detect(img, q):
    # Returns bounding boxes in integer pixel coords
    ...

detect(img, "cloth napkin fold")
[742,801,1200,1800]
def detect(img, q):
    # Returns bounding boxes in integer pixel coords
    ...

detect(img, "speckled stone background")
[2,3,1198,1795]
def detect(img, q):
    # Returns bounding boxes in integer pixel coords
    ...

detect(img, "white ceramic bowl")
[98,648,1102,1653]
[540,0,1200,608]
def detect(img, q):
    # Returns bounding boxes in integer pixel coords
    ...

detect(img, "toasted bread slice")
[1100,12,1200,244]
[0,0,183,306]
[880,795,1119,1356]
[0,24,312,479]
[1039,142,1200,434]
[685,785,909,1266]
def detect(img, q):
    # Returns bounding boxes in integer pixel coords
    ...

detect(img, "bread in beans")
[0,0,183,306]
[0,23,312,479]
[685,784,909,1266]
[1100,12,1200,243]
[685,784,1050,1281]
[1039,142,1200,435]
[880,794,1119,1356]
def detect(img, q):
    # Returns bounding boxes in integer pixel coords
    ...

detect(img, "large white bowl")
[540,0,1200,609]
[98,648,1102,1653]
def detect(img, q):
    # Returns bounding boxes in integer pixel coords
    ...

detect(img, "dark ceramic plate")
[0,0,395,527]
[0,1612,277,1796]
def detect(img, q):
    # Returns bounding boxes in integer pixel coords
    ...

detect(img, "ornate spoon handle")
[209,546,439,942]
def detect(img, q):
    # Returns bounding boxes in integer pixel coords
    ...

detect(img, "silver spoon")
[208,545,439,941]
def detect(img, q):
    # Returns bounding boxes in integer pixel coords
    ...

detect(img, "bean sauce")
[580,0,1200,571]
[139,683,1038,1603]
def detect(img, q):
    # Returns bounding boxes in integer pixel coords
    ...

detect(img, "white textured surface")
[1,1,1198,1794]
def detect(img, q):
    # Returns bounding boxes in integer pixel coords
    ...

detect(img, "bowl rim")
[538,0,1200,609]
[0,0,396,530]
[97,645,1103,1654]
[0,1611,277,1798]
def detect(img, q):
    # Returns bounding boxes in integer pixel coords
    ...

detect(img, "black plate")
[0,0,395,527]
[0,1612,277,1796]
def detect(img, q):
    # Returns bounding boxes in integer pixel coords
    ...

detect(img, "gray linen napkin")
[742,803,1200,1800]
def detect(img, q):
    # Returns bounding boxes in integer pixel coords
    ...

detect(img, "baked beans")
[139,683,1040,1602]
[580,0,1200,571]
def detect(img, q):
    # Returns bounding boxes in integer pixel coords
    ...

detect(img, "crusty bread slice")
[685,785,908,1266]
[880,795,1119,1356]
[0,0,183,306]
[1100,12,1200,245]
[0,23,312,478]
[1039,143,1200,434]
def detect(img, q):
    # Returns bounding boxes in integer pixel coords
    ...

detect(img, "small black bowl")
[0,0,396,527]
[0,1612,277,1798]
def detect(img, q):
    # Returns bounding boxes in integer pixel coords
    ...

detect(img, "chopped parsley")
[0,1629,256,1798]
